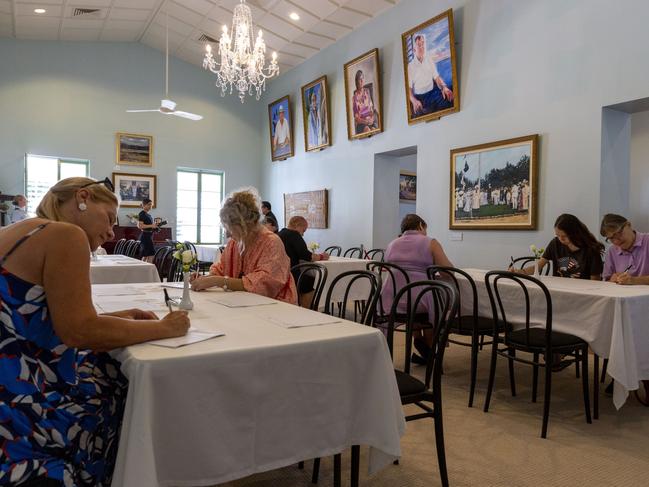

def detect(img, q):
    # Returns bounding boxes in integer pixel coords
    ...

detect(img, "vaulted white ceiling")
[0,0,401,73]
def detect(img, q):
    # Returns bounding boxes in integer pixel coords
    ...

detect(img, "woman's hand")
[161,310,190,337]
[191,275,215,291]
[189,271,201,283]
[102,308,158,320]
[615,273,635,285]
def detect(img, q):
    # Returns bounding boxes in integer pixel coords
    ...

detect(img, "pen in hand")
[163,289,174,314]
[622,264,632,274]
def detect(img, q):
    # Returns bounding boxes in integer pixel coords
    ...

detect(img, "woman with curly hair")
[191,187,297,304]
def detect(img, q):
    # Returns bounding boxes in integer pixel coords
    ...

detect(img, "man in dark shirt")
[261,201,277,225]
[278,216,329,307]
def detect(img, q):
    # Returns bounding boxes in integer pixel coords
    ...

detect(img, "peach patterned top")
[209,227,297,304]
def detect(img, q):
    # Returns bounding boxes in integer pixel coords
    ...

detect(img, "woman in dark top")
[512,213,604,279]
[137,198,157,263]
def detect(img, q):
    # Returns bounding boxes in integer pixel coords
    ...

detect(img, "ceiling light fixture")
[34,8,46,14]
[203,0,279,103]
[289,12,300,21]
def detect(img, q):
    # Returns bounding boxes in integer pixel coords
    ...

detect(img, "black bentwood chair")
[113,238,127,255]
[290,262,328,311]
[483,271,591,438]
[427,265,500,407]
[364,248,385,262]
[324,245,342,257]
[343,247,363,259]
[323,269,382,326]
[510,256,551,276]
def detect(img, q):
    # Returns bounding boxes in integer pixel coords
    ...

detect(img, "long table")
[318,256,372,302]
[95,283,405,487]
[459,269,649,409]
[90,254,159,284]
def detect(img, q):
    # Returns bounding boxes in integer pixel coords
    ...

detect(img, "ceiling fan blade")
[126,109,161,113]
[172,110,203,121]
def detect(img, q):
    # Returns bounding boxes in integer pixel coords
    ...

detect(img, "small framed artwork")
[284,189,328,229]
[449,134,539,230]
[112,172,157,208]
[301,76,332,152]
[344,48,383,140]
[399,171,417,203]
[268,95,294,161]
[401,9,459,125]
[116,132,153,167]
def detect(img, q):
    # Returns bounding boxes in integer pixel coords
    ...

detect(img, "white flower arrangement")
[173,243,197,273]
[530,244,545,259]
[308,242,320,252]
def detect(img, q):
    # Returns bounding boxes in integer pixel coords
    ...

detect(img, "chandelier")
[203,0,279,103]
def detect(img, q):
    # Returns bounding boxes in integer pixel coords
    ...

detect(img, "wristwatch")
[222,276,229,291]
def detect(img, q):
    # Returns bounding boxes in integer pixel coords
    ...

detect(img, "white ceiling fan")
[127,11,203,121]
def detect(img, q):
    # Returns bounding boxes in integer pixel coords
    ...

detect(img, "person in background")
[261,200,277,224]
[278,216,330,308]
[511,213,604,280]
[382,213,454,364]
[191,188,297,304]
[9,194,29,224]
[600,213,649,403]
[137,198,158,263]
[263,215,279,233]
[0,177,189,486]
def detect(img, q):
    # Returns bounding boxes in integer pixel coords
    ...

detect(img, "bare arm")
[430,239,453,268]
[510,257,549,275]
[191,274,245,292]
[137,220,158,230]
[43,225,189,351]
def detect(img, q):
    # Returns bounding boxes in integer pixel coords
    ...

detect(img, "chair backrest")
[124,239,139,257]
[114,238,127,255]
[323,270,382,326]
[365,248,384,262]
[386,280,458,388]
[511,256,551,276]
[484,271,553,350]
[154,246,172,281]
[366,261,411,322]
[427,265,479,333]
[167,256,184,282]
[324,245,341,257]
[291,262,328,310]
[343,247,362,258]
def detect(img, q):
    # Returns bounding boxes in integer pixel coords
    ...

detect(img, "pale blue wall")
[259,0,649,267]
[0,39,262,234]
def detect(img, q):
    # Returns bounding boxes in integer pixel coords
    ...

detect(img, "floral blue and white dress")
[0,224,128,486]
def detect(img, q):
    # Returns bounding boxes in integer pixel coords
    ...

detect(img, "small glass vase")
[532,257,540,278]
[178,271,194,310]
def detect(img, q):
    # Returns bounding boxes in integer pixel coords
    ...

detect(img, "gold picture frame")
[268,95,294,161]
[301,76,332,152]
[112,172,157,208]
[401,9,460,125]
[449,134,539,230]
[343,48,383,140]
[116,132,153,167]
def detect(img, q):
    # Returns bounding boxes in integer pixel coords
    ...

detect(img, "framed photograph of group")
[268,95,294,161]
[116,132,153,167]
[112,172,157,208]
[449,134,539,230]
[343,48,383,140]
[301,76,332,152]
[401,9,459,124]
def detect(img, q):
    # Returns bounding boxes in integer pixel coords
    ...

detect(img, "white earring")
[78,202,87,211]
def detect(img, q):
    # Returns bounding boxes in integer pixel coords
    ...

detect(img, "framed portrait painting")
[112,172,157,208]
[268,95,294,161]
[301,76,332,152]
[116,132,153,167]
[401,9,459,124]
[399,171,417,203]
[449,134,539,230]
[344,48,383,140]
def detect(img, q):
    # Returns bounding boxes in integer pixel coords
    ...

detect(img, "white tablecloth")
[460,269,649,409]
[319,256,372,302]
[98,283,405,487]
[195,244,222,263]
[90,255,159,284]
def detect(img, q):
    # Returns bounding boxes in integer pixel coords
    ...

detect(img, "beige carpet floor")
[218,334,649,487]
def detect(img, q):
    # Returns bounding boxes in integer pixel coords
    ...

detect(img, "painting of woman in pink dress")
[344,48,383,140]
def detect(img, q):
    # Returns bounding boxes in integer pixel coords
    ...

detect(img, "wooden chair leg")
[581,347,592,423]
[593,354,600,420]
[351,445,360,487]
[468,333,479,407]
[575,349,581,378]
[483,339,499,413]
[541,360,552,438]
[311,458,320,484]
[334,454,341,487]
[532,352,539,403]
[298,461,304,469]
[601,358,609,383]
[508,347,517,397]
[434,402,449,487]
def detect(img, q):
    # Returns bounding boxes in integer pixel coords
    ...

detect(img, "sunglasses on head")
[80,177,114,193]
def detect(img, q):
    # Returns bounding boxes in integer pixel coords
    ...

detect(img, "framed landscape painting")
[116,132,153,167]
[344,48,383,140]
[401,9,459,124]
[113,172,157,208]
[449,134,539,230]
[268,95,294,161]
[301,76,332,152]
[399,171,417,202]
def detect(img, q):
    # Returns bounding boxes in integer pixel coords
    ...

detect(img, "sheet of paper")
[206,292,278,308]
[94,296,169,312]
[160,282,185,289]
[92,285,151,296]
[148,330,225,348]
[253,306,342,328]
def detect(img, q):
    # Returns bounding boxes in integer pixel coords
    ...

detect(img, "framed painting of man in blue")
[268,95,294,161]
[401,9,459,124]
[301,76,331,152]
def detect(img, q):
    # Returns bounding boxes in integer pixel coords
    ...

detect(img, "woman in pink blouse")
[191,188,297,304]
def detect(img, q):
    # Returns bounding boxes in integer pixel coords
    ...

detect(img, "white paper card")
[148,330,225,348]
[207,292,277,308]
[160,282,185,289]
[254,306,342,328]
